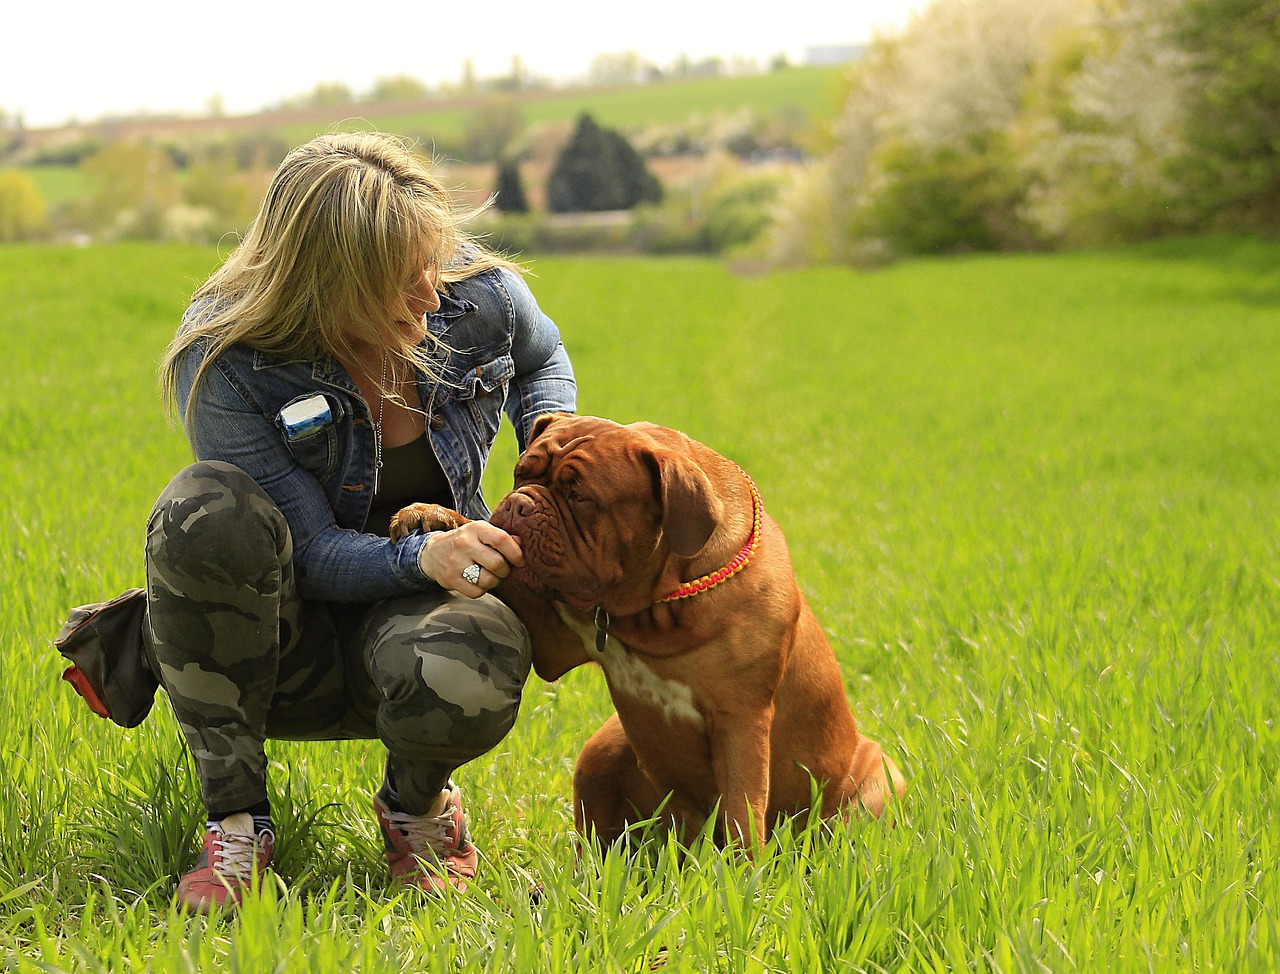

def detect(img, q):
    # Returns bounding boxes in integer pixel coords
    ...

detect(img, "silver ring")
[460,563,483,586]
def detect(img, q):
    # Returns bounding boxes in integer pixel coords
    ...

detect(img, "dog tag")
[593,607,610,653]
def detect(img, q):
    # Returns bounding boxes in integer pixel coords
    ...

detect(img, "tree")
[546,114,663,213]
[81,142,180,238]
[701,164,786,253]
[768,0,1086,265]
[0,169,48,241]
[282,82,354,110]
[1175,0,1280,231]
[589,51,654,86]
[494,159,529,214]
[1016,0,1191,246]
[184,157,257,233]
[465,98,526,163]
[369,75,429,103]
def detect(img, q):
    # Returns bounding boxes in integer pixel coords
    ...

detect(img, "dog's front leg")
[388,502,470,539]
[711,710,774,851]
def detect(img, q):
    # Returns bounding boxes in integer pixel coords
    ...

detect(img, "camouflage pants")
[145,461,531,817]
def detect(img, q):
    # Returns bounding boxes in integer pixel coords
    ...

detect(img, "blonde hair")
[161,131,518,421]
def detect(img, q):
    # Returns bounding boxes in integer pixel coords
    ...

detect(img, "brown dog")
[391,414,905,849]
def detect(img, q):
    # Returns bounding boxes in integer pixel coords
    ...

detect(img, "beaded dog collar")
[658,466,763,603]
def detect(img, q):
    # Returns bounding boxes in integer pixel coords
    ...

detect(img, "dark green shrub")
[546,114,662,213]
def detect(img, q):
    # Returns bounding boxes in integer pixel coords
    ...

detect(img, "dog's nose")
[509,490,538,516]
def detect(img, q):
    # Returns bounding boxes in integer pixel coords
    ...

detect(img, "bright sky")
[4,0,931,129]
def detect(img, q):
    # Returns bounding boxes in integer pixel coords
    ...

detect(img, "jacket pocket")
[454,355,515,443]
[277,393,342,479]
[455,355,516,400]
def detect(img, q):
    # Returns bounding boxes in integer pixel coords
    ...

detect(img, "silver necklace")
[372,352,387,495]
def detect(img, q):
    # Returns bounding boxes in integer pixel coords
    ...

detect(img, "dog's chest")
[555,605,703,728]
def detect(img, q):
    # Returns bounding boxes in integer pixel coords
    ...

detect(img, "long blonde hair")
[161,131,518,421]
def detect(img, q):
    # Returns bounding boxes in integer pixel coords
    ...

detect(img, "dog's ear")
[653,451,723,557]
[528,411,570,445]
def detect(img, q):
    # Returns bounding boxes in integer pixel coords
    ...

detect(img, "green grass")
[1,238,1277,971]
[18,164,87,206]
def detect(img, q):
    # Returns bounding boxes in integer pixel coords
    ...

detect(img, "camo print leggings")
[144,461,531,818]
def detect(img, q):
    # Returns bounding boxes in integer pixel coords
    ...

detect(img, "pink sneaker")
[176,812,274,913]
[374,781,478,893]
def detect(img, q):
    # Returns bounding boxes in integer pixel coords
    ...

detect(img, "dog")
[391,414,905,849]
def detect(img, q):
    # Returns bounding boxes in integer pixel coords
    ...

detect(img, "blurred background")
[1,0,1274,268]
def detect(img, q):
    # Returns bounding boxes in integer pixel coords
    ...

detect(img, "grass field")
[20,166,88,207]
[277,67,849,149]
[1,238,1277,971]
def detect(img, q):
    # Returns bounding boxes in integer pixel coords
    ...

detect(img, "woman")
[147,132,575,911]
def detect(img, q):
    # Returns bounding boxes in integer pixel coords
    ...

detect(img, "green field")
[277,67,849,146]
[19,165,87,206]
[1,240,1277,971]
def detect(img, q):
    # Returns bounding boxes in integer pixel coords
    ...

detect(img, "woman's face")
[398,263,441,342]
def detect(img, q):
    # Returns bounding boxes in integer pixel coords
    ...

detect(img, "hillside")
[11,66,848,165]
[8,65,849,252]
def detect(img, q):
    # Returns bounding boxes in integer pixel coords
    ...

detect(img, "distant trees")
[183,157,258,235]
[279,83,355,111]
[546,114,662,213]
[465,98,527,163]
[81,142,180,238]
[1011,0,1191,246]
[769,0,1280,266]
[70,141,261,242]
[589,52,657,86]
[369,75,430,103]
[0,169,48,240]
[1175,0,1280,231]
[18,7,1278,258]
[769,0,1086,265]
[494,159,529,214]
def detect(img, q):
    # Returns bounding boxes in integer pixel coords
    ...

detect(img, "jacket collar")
[251,293,476,379]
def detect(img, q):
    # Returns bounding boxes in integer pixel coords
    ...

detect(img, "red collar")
[658,467,763,603]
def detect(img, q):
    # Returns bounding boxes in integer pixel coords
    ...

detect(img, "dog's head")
[491,414,725,614]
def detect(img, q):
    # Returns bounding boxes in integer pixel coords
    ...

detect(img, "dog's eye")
[566,481,592,506]
[514,453,548,484]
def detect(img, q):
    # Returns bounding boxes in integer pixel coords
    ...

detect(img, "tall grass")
[1,238,1276,970]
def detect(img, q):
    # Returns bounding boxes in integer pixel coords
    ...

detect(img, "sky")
[3,0,932,129]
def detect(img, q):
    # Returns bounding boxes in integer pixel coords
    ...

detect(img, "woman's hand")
[419,521,524,598]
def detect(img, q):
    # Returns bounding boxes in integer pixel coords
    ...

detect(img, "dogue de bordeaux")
[390,413,906,849]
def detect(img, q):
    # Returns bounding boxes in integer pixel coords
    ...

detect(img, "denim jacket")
[175,266,576,604]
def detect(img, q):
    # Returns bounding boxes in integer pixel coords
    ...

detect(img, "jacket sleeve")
[176,347,435,603]
[500,268,577,451]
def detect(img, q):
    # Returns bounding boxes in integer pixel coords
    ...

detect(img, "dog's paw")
[389,503,470,541]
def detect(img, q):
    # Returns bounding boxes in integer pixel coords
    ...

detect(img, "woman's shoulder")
[441,262,530,333]
[178,298,317,387]
[179,294,218,332]
[447,260,526,303]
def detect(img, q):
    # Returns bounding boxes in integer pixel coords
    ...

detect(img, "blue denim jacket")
[175,266,576,603]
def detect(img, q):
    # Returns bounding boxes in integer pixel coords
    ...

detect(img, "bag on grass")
[54,587,158,728]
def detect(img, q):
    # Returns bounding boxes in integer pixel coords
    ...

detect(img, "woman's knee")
[370,594,532,753]
[147,460,291,585]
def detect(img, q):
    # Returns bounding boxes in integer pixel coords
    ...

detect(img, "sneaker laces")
[383,804,455,862]
[211,823,273,882]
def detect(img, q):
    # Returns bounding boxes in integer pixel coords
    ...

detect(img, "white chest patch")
[555,605,704,729]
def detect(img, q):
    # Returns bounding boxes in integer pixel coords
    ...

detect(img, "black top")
[364,434,452,537]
